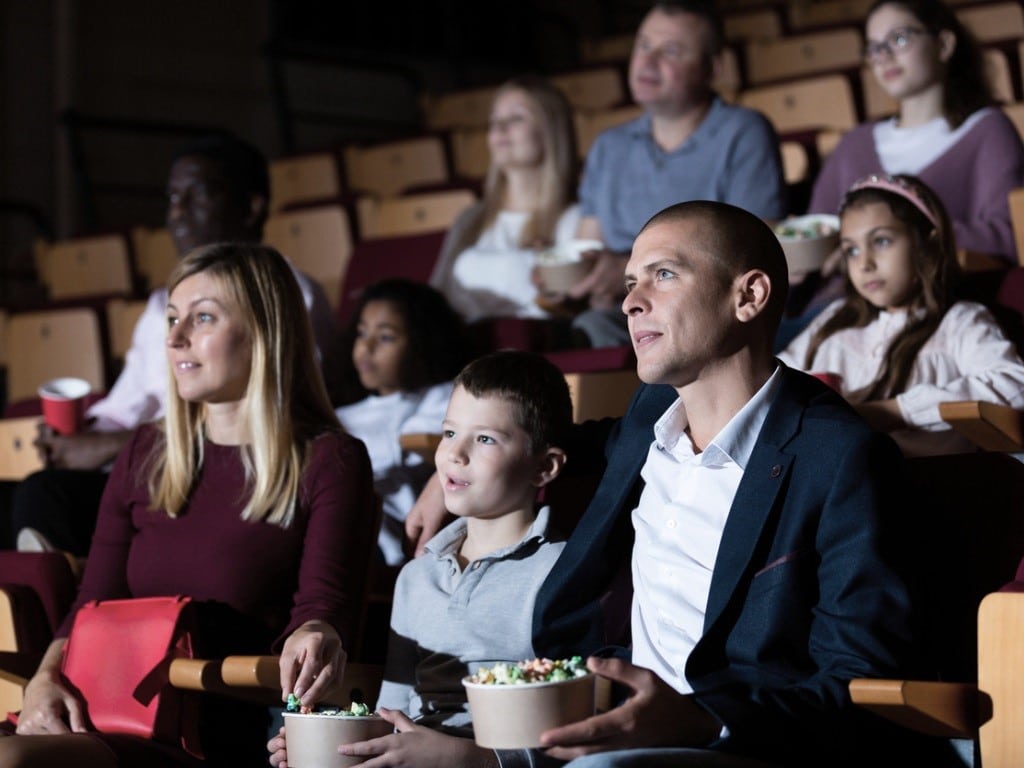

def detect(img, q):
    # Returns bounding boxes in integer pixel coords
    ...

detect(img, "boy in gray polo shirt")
[269,349,574,767]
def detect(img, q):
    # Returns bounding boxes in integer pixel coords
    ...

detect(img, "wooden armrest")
[220,654,280,688]
[399,433,441,461]
[0,417,45,481]
[956,249,1007,273]
[849,678,982,738]
[169,657,282,705]
[217,656,384,708]
[939,401,1024,452]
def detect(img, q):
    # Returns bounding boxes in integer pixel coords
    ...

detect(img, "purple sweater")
[58,424,376,654]
[809,109,1024,263]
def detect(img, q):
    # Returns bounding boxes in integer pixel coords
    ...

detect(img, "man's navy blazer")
[532,365,929,765]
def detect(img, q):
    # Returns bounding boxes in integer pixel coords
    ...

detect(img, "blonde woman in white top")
[430,76,582,334]
[779,173,1024,456]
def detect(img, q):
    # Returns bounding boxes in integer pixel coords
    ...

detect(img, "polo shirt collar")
[424,505,553,560]
[629,96,725,155]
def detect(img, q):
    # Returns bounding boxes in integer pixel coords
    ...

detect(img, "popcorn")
[286,694,374,717]
[468,656,587,685]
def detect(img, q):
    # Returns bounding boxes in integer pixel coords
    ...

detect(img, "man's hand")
[35,425,130,470]
[538,657,720,760]
[404,473,451,558]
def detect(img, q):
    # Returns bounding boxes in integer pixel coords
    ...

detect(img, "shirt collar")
[424,505,553,560]
[629,97,724,151]
[652,364,783,469]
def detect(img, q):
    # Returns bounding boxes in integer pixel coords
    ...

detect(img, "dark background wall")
[0,0,654,304]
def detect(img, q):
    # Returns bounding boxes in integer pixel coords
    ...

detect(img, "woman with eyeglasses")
[808,0,1024,265]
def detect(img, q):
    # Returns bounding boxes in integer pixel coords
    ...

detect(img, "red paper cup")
[811,372,843,392]
[38,377,92,435]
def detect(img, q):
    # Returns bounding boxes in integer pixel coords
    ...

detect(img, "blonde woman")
[430,76,581,330]
[1,244,376,767]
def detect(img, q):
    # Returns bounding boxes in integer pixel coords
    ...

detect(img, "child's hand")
[338,707,498,768]
[267,725,288,768]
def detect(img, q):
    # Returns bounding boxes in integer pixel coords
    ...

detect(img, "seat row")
[3,448,1024,761]
[576,0,1024,87]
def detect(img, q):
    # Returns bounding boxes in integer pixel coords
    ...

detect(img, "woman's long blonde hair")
[150,242,340,527]
[448,76,578,254]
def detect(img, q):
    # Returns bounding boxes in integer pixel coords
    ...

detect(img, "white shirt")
[778,300,1024,455]
[336,381,453,566]
[87,262,339,433]
[874,108,991,175]
[445,205,580,321]
[631,367,783,694]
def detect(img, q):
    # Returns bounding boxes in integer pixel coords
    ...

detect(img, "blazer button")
[769,464,782,478]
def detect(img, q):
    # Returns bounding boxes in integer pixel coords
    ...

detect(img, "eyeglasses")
[863,27,927,63]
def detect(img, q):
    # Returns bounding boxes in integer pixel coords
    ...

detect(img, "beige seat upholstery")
[422,86,499,131]
[744,27,863,85]
[130,226,179,293]
[269,151,343,212]
[35,234,133,301]
[5,308,105,404]
[263,204,355,311]
[957,1,1024,43]
[105,298,148,373]
[549,67,627,112]
[739,74,859,134]
[343,136,450,197]
[355,188,476,240]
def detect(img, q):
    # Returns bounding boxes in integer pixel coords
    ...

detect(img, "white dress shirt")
[631,366,783,694]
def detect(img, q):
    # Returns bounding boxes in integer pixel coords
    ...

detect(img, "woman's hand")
[279,620,345,709]
[16,641,89,735]
[339,708,498,768]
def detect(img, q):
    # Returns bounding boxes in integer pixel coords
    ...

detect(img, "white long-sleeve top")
[335,381,453,566]
[778,300,1024,454]
[430,204,581,322]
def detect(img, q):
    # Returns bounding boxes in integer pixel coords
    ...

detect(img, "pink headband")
[844,174,939,229]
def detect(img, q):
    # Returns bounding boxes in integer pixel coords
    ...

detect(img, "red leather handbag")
[60,595,202,757]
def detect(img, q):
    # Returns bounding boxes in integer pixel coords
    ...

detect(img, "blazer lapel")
[703,369,804,629]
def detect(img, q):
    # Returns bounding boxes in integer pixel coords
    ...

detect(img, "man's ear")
[246,194,269,231]
[734,269,772,323]
[705,52,724,85]
[532,447,567,488]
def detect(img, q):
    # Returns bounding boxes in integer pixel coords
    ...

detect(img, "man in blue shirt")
[560,0,787,347]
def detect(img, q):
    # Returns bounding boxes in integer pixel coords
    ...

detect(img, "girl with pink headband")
[778,173,1024,456]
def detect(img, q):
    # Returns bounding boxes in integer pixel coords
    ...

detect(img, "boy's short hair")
[454,350,573,454]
